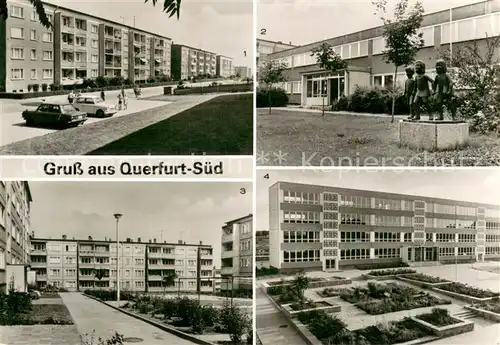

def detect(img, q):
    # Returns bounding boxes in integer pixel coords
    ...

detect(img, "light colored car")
[74,95,117,117]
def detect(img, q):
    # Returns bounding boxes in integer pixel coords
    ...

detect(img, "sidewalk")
[61,293,195,344]
[259,106,408,118]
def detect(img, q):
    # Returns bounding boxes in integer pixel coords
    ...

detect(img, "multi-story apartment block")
[30,236,214,293]
[269,182,500,273]
[256,230,270,268]
[1,0,172,92]
[0,181,32,289]
[216,55,233,78]
[234,66,252,79]
[170,44,217,80]
[221,214,253,292]
[265,0,500,106]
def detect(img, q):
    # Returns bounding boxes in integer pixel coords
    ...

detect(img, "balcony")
[147,275,162,281]
[79,249,94,255]
[221,267,233,275]
[221,251,233,259]
[148,252,164,258]
[36,274,47,280]
[79,262,95,268]
[105,48,114,55]
[31,249,46,255]
[79,275,95,280]
[94,251,110,257]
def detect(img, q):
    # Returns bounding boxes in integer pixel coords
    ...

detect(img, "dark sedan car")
[22,103,87,128]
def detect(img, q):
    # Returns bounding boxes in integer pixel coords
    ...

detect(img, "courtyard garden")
[365,268,416,277]
[340,282,451,315]
[120,295,252,345]
[436,282,500,299]
[402,273,450,284]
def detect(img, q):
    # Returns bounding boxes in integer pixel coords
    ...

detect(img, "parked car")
[22,103,87,128]
[29,290,41,299]
[74,95,117,117]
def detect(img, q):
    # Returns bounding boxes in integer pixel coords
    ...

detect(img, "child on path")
[117,92,123,110]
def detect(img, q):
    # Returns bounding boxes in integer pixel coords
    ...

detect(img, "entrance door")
[329,77,345,103]
[326,259,335,269]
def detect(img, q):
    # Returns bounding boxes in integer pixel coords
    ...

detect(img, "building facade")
[0,181,32,290]
[265,0,500,106]
[256,38,296,81]
[269,182,500,273]
[233,66,252,79]
[221,214,253,292]
[30,236,214,293]
[216,55,233,78]
[256,230,270,268]
[1,0,172,92]
[171,44,217,80]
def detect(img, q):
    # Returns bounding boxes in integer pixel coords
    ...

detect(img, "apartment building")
[0,182,32,289]
[171,44,217,80]
[256,230,270,268]
[269,182,500,273]
[256,38,296,81]
[265,0,500,106]
[30,236,214,293]
[234,66,252,79]
[1,0,172,92]
[221,214,253,292]
[216,55,233,78]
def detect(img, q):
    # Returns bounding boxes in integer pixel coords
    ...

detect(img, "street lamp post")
[114,213,123,304]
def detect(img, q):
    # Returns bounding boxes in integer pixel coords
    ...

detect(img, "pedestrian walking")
[100,88,105,101]
[117,92,123,110]
[67,90,75,104]
[122,92,128,110]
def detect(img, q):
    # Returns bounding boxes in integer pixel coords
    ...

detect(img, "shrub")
[367,268,416,276]
[439,282,499,298]
[32,84,40,92]
[0,291,33,325]
[417,308,460,327]
[95,76,108,88]
[256,266,279,277]
[200,304,218,327]
[41,83,48,91]
[221,304,249,344]
[190,306,205,334]
[355,262,410,270]
[27,84,33,92]
[405,273,448,284]
[256,87,288,108]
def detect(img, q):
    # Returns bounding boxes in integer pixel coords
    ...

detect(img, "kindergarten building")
[264,0,500,107]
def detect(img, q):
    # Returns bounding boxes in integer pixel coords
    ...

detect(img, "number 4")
[263,174,269,179]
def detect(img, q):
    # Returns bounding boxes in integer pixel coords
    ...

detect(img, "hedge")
[256,87,288,108]
[173,83,253,95]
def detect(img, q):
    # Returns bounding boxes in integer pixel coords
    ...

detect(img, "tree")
[162,272,177,293]
[311,42,348,116]
[0,0,181,29]
[373,0,425,122]
[292,272,309,302]
[258,60,288,115]
[440,35,500,133]
[93,269,106,281]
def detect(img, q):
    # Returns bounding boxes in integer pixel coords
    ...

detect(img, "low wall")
[410,316,474,338]
[282,302,342,319]
[397,276,452,289]
[264,278,351,290]
[174,83,252,95]
[432,287,498,304]
[465,305,500,322]
[362,273,414,281]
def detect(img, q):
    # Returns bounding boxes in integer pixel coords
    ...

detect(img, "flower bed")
[84,289,135,301]
[397,274,451,289]
[121,295,251,344]
[412,308,474,338]
[283,300,341,319]
[363,269,416,280]
[266,276,351,291]
[465,303,500,322]
[317,287,350,298]
[354,262,410,270]
[433,282,500,303]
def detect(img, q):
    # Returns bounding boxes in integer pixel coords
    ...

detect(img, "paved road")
[0,79,239,148]
[61,292,196,344]
[256,286,306,345]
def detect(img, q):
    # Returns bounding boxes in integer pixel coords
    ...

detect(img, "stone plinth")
[399,120,469,151]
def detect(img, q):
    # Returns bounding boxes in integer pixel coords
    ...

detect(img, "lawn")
[257,109,500,166]
[90,93,253,155]
[28,304,74,324]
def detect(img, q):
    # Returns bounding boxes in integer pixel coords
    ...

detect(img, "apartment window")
[43,50,53,61]
[375,248,400,259]
[48,256,61,264]
[283,211,320,224]
[91,40,98,48]
[486,221,500,230]
[11,5,24,18]
[486,234,500,242]
[436,233,455,242]
[49,269,60,276]
[30,69,37,80]
[11,69,24,80]
[91,69,98,77]
[341,213,369,225]
[175,260,184,265]
[10,27,24,39]
[284,231,320,243]
[30,10,37,21]
[65,269,76,276]
[458,234,475,242]
[486,247,500,255]
[134,270,144,277]
[283,190,320,205]
[30,29,36,41]
[439,247,455,256]
[240,258,250,268]
[91,24,98,33]
[30,49,36,60]
[374,232,400,242]
[135,281,145,288]
[42,32,53,42]
[458,247,474,256]
[341,195,371,208]
[374,215,401,227]
[188,260,196,266]
[91,54,98,63]
[283,249,321,263]
[42,69,53,79]
[341,248,370,260]
[403,232,412,242]
[340,231,370,242]
[11,48,24,60]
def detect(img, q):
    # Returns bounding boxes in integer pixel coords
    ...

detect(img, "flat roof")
[223,214,253,226]
[172,44,216,55]
[41,1,172,40]
[257,38,296,47]
[272,181,500,210]
[31,237,212,248]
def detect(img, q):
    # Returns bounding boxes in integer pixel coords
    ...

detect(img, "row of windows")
[10,68,53,81]
[374,232,400,242]
[283,250,321,263]
[283,191,320,204]
[438,247,476,256]
[375,248,400,259]
[11,48,52,61]
[340,248,370,260]
[486,247,500,255]
[10,27,53,42]
[283,231,321,243]
[341,231,369,242]
[283,211,320,223]
[486,235,500,242]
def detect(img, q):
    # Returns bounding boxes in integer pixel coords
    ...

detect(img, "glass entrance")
[326,259,335,269]
[329,77,345,103]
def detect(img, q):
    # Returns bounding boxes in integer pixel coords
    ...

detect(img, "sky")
[46,0,253,67]
[28,181,253,268]
[257,0,482,46]
[256,169,500,230]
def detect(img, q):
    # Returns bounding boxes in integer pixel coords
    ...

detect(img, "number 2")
[260,28,267,35]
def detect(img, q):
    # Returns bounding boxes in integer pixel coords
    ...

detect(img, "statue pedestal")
[399,120,469,151]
